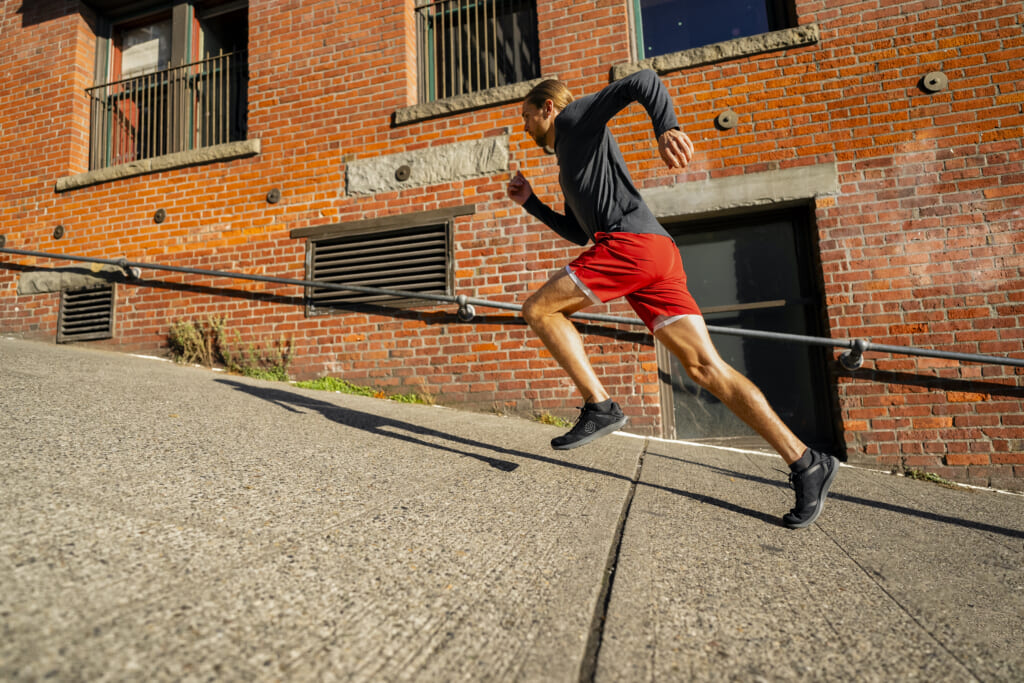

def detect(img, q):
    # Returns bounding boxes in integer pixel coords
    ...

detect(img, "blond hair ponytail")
[525,79,574,112]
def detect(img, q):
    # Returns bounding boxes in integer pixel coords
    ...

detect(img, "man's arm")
[566,69,694,171]
[564,70,677,137]
[508,171,589,246]
[523,195,589,246]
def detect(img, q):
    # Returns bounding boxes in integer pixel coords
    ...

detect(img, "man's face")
[522,100,554,153]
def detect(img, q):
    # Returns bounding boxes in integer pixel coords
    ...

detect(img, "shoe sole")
[551,415,628,450]
[784,456,840,529]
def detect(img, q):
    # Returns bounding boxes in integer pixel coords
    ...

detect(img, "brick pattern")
[806,0,1024,489]
[1,0,1021,488]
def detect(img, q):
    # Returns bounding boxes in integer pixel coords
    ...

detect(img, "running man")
[507,69,839,528]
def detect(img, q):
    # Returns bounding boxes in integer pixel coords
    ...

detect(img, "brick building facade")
[1,0,1021,489]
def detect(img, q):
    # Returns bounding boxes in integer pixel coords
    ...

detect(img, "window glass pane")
[119,20,171,78]
[637,0,770,58]
[200,8,248,57]
[679,219,804,308]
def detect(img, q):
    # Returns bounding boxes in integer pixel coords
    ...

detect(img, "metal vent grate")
[57,286,115,343]
[309,223,451,311]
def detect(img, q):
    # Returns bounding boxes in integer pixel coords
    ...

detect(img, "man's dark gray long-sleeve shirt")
[522,69,679,246]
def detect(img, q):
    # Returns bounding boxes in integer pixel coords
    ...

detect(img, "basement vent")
[308,222,451,313]
[57,285,116,343]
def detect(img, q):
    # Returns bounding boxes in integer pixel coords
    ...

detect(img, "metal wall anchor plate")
[922,71,948,93]
[715,109,739,130]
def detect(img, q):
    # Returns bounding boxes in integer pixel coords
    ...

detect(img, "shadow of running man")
[215,378,800,527]
[655,452,1024,539]
[215,378,521,472]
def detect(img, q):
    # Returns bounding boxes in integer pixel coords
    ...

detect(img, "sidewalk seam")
[577,438,647,683]
[818,526,984,683]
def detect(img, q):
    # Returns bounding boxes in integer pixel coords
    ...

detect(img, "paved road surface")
[2,337,1022,681]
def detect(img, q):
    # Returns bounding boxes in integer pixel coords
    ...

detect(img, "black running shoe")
[551,402,628,450]
[783,449,839,529]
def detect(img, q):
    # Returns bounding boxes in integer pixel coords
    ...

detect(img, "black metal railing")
[86,50,248,170]
[415,0,539,102]
[2,245,1023,372]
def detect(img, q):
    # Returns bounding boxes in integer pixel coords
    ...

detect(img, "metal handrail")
[2,245,1023,371]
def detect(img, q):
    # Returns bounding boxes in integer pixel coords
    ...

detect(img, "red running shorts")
[566,231,701,332]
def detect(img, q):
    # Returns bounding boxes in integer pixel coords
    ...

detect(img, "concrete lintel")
[612,24,820,80]
[394,79,546,125]
[55,139,261,192]
[17,265,125,295]
[346,135,509,196]
[640,163,838,221]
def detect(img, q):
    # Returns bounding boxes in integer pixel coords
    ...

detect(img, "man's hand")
[658,128,694,170]
[508,170,533,205]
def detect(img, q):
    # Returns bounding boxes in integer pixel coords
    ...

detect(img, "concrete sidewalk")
[1,337,1022,682]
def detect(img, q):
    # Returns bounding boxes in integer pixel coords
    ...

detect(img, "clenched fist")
[508,170,533,206]
[658,128,694,171]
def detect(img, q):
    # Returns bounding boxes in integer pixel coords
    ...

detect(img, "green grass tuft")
[903,468,962,489]
[294,376,433,405]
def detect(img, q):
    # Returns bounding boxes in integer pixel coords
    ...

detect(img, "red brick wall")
[1,0,1021,488]
[803,0,1024,489]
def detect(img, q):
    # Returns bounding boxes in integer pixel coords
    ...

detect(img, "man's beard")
[532,134,554,155]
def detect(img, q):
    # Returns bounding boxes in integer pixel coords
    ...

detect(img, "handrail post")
[839,339,870,371]
[456,294,476,322]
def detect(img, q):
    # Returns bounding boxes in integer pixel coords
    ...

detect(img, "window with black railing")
[86,50,248,170]
[415,0,539,103]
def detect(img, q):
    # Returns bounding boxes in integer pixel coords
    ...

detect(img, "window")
[88,1,248,170]
[631,0,796,59]
[118,19,172,79]
[415,0,540,103]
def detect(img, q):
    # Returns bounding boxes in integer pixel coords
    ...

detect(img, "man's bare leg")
[655,315,839,528]
[523,279,836,525]
[521,270,629,449]
[521,269,608,404]
[654,315,806,465]
[523,279,805,463]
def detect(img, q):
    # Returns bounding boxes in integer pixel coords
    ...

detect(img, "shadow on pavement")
[217,379,797,527]
[656,452,1024,539]
[217,378,523,472]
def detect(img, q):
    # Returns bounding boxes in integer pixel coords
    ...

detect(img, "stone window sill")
[55,139,261,192]
[611,23,820,80]
[393,79,546,126]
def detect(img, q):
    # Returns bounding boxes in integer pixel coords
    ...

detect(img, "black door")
[663,207,837,450]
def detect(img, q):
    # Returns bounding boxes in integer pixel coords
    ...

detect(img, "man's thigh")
[525,268,594,317]
[653,314,724,368]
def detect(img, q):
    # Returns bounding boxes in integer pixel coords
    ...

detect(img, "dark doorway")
[662,206,837,451]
